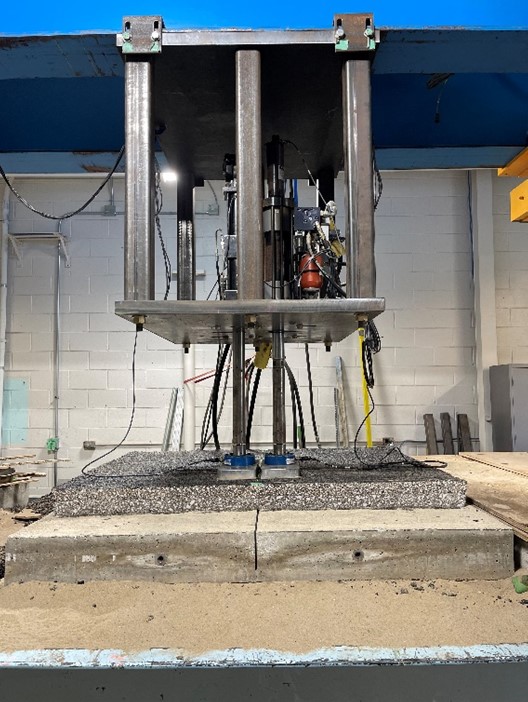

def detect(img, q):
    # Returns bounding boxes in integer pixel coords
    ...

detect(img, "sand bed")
[0,576,527,655]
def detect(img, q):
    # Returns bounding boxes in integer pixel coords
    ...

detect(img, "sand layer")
[0,576,527,655]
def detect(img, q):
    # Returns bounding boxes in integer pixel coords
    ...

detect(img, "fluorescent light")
[161,170,178,183]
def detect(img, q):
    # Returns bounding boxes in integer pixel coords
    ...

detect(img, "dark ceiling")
[0,28,527,174]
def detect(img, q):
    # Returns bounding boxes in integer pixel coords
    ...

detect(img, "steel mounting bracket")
[333,13,378,53]
[120,16,163,54]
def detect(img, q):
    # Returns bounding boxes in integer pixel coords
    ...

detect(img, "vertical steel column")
[177,221,195,300]
[124,58,155,300]
[176,173,195,300]
[342,59,376,299]
[232,322,247,456]
[272,329,287,455]
[236,50,263,300]
[232,50,263,455]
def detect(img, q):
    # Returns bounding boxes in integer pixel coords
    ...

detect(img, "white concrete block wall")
[1,170,485,494]
[492,174,528,364]
[335,171,477,451]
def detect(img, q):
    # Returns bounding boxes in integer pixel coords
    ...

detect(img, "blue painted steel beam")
[0,643,527,667]
[375,146,524,170]
[374,30,528,74]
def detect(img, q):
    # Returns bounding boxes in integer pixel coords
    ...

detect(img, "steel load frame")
[116,14,385,461]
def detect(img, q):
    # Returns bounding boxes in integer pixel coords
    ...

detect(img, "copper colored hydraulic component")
[300,253,323,292]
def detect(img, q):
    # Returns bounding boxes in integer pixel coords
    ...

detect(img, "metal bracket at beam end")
[333,14,379,53]
[120,16,164,54]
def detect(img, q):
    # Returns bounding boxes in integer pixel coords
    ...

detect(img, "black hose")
[304,343,321,448]
[200,345,224,449]
[246,368,262,448]
[285,361,306,448]
[288,368,298,449]
[361,321,381,389]
[211,344,231,450]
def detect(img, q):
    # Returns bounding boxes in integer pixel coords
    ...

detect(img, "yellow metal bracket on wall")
[498,148,528,223]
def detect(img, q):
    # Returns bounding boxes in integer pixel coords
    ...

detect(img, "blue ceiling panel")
[372,74,528,148]
[0,34,121,79]
[0,77,124,152]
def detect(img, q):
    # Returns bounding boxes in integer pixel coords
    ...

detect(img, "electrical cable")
[206,280,220,300]
[81,326,139,476]
[246,367,262,448]
[206,180,220,212]
[0,146,125,220]
[211,344,231,450]
[361,320,381,389]
[304,343,322,448]
[154,161,172,300]
[352,356,441,470]
[285,361,306,448]
[354,320,410,469]
[214,348,232,442]
[373,154,383,210]
[288,365,299,449]
[201,344,223,449]
[245,361,255,409]
[214,228,227,297]
[312,257,347,298]
[282,139,328,207]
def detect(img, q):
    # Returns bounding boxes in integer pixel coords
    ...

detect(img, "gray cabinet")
[490,364,528,451]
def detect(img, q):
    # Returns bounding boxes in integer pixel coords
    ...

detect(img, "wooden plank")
[423,414,438,454]
[429,454,528,540]
[13,509,41,523]
[335,357,349,448]
[459,452,528,478]
[457,414,473,452]
[440,413,455,454]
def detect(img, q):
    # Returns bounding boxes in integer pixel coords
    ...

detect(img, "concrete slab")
[256,506,513,581]
[4,507,512,584]
[4,512,257,585]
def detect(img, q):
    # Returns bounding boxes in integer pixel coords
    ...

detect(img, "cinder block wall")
[1,169,511,493]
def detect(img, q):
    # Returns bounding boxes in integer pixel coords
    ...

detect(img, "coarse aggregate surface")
[53,448,466,517]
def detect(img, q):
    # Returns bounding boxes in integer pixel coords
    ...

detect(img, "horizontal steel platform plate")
[115,298,385,345]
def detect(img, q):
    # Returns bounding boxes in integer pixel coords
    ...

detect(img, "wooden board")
[430,453,528,540]
[457,414,473,452]
[440,413,455,454]
[460,452,528,478]
[423,414,438,455]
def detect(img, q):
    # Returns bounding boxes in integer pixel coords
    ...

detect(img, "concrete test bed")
[4,450,513,584]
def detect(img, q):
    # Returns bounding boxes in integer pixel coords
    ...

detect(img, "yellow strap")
[254,342,272,370]
[359,331,373,448]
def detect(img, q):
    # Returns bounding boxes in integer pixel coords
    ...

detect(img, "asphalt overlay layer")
[53,449,466,517]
